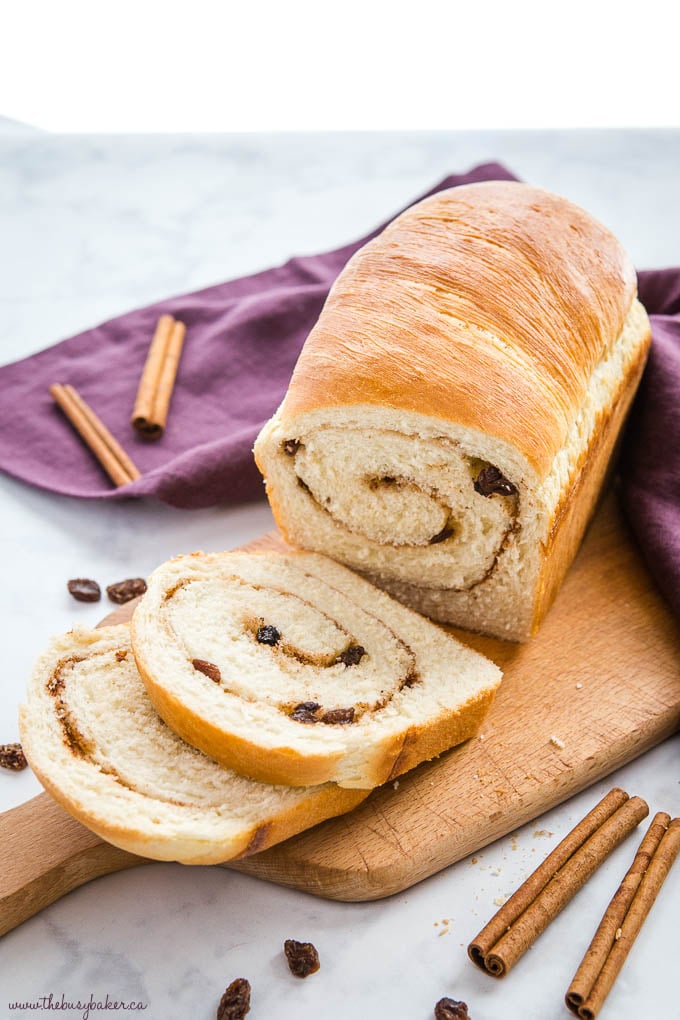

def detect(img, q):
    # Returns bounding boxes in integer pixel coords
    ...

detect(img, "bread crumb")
[615,927,622,940]
[479,733,486,741]
[533,829,554,838]
[473,773,480,781]
[575,683,583,690]
[493,896,507,906]
[393,780,400,790]
[550,735,566,749]
[490,867,502,876]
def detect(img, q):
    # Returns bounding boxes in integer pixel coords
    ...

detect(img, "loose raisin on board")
[67,578,101,602]
[290,702,320,724]
[0,743,28,771]
[473,465,517,497]
[321,707,355,725]
[256,624,280,646]
[434,997,470,1020]
[216,978,251,1020]
[284,939,320,978]
[106,577,147,604]
[337,644,365,667]
[192,659,222,683]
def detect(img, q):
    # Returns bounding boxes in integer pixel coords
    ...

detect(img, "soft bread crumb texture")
[131,550,502,788]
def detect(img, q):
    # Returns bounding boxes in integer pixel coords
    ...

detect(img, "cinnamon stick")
[468,789,648,978]
[566,814,680,1018]
[131,314,186,438]
[50,383,141,487]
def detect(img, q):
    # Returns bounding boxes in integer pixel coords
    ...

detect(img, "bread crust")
[274,181,637,479]
[531,323,651,631]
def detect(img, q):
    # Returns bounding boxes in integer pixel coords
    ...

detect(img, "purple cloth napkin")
[0,162,514,510]
[621,270,680,621]
[0,161,678,621]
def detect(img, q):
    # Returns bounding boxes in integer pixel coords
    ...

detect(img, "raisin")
[290,702,320,723]
[115,650,128,662]
[192,659,221,683]
[216,978,251,1020]
[337,644,366,667]
[434,998,470,1020]
[256,624,280,646]
[321,707,355,725]
[283,439,300,455]
[67,578,101,603]
[106,577,147,604]
[429,526,453,545]
[284,939,320,978]
[473,465,517,497]
[0,742,28,771]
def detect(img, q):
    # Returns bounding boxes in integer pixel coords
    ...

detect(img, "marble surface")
[0,130,678,1020]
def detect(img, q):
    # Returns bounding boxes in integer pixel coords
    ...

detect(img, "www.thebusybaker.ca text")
[8,992,148,1020]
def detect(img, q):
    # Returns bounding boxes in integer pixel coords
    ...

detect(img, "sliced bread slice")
[131,550,503,789]
[19,625,367,864]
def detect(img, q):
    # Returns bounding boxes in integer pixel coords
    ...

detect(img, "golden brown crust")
[277,181,637,478]
[531,324,651,631]
[383,686,497,782]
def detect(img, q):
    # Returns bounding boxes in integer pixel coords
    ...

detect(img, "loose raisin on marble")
[67,578,101,603]
[337,644,365,667]
[256,624,280,646]
[106,577,147,604]
[284,939,320,978]
[290,702,320,724]
[0,743,28,771]
[192,659,221,683]
[321,707,355,725]
[216,978,251,1020]
[473,465,517,497]
[434,997,470,1020]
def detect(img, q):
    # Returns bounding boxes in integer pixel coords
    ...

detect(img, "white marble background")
[0,129,678,1020]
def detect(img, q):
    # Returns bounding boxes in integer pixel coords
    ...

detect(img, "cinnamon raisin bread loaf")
[130,550,502,789]
[254,181,652,641]
[19,626,367,864]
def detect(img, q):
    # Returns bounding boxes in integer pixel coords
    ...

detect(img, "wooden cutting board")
[1,492,679,936]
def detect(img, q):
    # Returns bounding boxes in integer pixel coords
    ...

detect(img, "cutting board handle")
[0,792,149,937]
